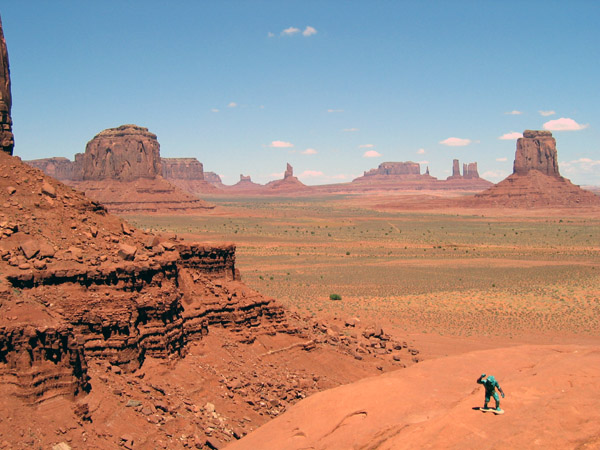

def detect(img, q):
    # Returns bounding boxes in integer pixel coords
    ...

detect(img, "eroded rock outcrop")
[82,125,161,181]
[161,157,220,194]
[0,150,289,403]
[0,16,13,156]
[265,163,310,193]
[471,130,600,207]
[161,157,204,180]
[25,156,83,181]
[513,130,559,176]
[447,159,480,180]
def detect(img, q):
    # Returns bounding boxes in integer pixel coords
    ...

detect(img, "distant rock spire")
[0,15,14,155]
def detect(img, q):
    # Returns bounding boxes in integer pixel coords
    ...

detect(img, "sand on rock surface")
[227,344,600,449]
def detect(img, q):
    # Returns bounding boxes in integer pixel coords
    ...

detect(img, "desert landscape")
[1,3,600,450]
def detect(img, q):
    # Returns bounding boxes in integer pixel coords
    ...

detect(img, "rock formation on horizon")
[204,171,225,187]
[471,130,600,207]
[161,157,204,180]
[266,163,309,192]
[513,130,559,176]
[0,16,14,155]
[26,156,83,181]
[27,124,213,213]
[82,125,162,181]
[447,159,480,180]
[160,157,220,195]
[362,161,421,178]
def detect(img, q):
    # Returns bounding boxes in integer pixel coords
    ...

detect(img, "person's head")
[487,375,496,383]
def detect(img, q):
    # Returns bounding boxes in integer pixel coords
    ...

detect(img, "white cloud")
[482,170,510,182]
[299,170,324,178]
[302,148,317,155]
[282,27,300,36]
[561,158,600,172]
[228,102,237,108]
[539,110,555,117]
[504,110,523,115]
[210,108,220,113]
[331,174,349,180]
[543,117,589,131]
[302,26,317,37]
[343,128,358,132]
[496,157,508,162]
[363,150,381,158]
[270,172,284,178]
[359,144,374,148]
[417,148,426,154]
[269,140,294,148]
[439,137,472,147]
[498,131,523,140]
[267,32,275,38]
[327,109,344,113]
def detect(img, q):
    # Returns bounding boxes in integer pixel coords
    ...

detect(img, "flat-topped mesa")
[284,163,294,179]
[240,174,252,182]
[0,16,14,155]
[363,162,421,177]
[82,125,161,181]
[514,130,559,177]
[161,157,205,180]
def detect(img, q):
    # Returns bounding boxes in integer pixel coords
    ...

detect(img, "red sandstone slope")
[0,151,416,449]
[228,344,600,450]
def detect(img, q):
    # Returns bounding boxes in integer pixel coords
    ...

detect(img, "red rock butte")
[28,125,214,214]
[470,130,600,208]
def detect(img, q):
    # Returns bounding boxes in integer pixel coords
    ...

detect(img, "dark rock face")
[514,130,559,177]
[161,158,204,180]
[363,162,420,177]
[240,175,252,182]
[0,16,14,156]
[82,125,162,181]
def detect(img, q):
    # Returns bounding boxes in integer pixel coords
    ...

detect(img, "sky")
[2,1,599,185]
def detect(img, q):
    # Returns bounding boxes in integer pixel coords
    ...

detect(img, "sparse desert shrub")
[329,293,342,301]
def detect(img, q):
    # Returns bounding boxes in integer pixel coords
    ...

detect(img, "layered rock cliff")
[0,16,13,155]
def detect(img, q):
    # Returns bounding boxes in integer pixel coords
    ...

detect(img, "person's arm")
[498,385,505,398]
[477,373,486,384]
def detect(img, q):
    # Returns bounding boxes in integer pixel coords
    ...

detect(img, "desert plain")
[129,193,600,351]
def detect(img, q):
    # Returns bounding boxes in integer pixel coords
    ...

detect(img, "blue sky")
[2,1,599,185]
